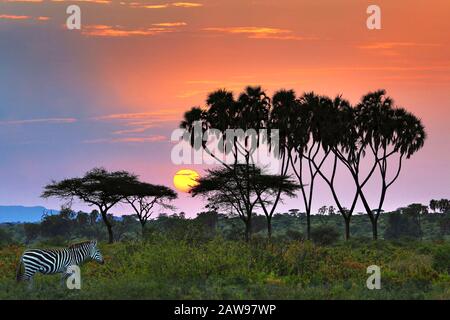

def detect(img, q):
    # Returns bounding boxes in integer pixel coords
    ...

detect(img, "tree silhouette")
[353,90,426,239]
[309,95,360,240]
[273,91,334,239]
[430,199,450,214]
[124,181,177,236]
[181,86,426,241]
[42,168,138,243]
[191,165,299,241]
[181,87,287,238]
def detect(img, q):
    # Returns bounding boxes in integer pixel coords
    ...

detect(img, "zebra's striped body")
[17,240,104,283]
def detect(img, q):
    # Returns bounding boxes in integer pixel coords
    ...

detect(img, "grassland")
[1,237,450,300]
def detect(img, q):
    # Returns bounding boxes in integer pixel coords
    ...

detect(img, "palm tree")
[354,90,426,239]
[287,92,333,240]
[181,87,282,240]
[310,96,360,240]
[260,89,299,238]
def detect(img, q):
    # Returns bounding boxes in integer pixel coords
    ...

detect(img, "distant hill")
[0,206,58,223]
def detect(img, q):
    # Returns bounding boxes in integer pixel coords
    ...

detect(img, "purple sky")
[0,0,449,218]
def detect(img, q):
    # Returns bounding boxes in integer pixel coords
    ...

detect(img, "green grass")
[1,238,450,300]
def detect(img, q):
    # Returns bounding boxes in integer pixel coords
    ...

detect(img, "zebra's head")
[89,240,104,264]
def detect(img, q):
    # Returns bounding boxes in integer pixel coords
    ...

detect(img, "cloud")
[112,125,155,135]
[93,111,178,121]
[3,0,43,2]
[125,2,169,9]
[81,25,173,37]
[93,111,179,136]
[172,2,202,7]
[152,22,187,27]
[83,135,167,144]
[203,27,307,40]
[122,1,202,9]
[51,0,112,3]
[0,118,77,125]
[0,14,50,21]
[0,14,30,20]
[357,42,441,50]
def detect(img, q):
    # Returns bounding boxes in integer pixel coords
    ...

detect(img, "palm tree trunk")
[344,218,351,240]
[306,212,311,240]
[370,218,378,240]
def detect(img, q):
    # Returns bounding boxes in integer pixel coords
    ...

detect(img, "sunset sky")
[0,0,449,216]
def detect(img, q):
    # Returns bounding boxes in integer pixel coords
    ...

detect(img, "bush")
[384,211,422,240]
[310,225,340,245]
[0,228,12,247]
[432,245,450,273]
[285,229,304,241]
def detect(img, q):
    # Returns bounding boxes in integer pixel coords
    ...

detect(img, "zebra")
[16,240,104,287]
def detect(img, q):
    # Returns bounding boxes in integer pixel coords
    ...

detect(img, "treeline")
[41,168,177,243]
[181,87,427,241]
[1,199,449,247]
[7,86,431,244]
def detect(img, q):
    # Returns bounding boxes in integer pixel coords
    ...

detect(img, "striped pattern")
[17,240,104,282]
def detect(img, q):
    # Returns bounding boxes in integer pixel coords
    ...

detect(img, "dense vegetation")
[1,237,450,299]
[0,202,449,300]
[1,200,449,246]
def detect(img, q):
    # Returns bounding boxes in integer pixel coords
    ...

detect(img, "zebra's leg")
[61,269,72,288]
[22,267,35,290]
[22,275,34,290]
[27,277,34,290]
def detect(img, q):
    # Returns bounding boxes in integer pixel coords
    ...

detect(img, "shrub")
[285,229,304,241]
[384,211,422,240]
[432,245,450,273]
[0,228,12,247]
[310,225,340,245]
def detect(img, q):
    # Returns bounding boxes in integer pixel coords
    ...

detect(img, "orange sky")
[0,0,449,214]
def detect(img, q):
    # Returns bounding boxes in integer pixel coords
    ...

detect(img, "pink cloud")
[203,26,308,40]
[83,135,167,144]
[81,25,173,37]
[0,118,77,125]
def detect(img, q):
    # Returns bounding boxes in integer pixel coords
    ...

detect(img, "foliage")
[42,168,139,243]
[430,199,450,214]
[384,211,422,240]
[0,239,449,299]
[310,225,340,245]
[0,227,12,246]
[431,244,450,274]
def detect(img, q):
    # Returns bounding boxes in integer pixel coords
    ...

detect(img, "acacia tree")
[252,170,301,239]
[42,168,138,243]
[190,165,258,241]
[124,181,177,235]
[191,165,299,241]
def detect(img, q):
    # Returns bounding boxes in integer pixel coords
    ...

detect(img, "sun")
[173,169,200,193]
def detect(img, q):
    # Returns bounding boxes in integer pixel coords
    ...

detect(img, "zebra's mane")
[68,240,96,249]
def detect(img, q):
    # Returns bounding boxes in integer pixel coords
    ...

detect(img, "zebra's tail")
[16,257,24,282]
